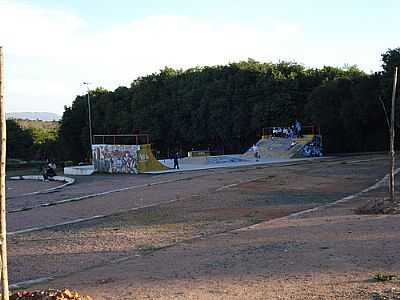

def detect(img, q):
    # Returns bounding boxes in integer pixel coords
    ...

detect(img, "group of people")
[271,120,302,138]
[303,136,323,157]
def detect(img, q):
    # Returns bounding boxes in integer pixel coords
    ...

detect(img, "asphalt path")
[6,155,388,235]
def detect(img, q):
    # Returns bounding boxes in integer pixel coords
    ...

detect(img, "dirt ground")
[6,155,400,299]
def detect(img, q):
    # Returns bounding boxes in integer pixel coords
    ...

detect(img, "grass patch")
[373,273,398,282]
[245,211,265,225]
[137,244,164,252]
[248,217,264,225]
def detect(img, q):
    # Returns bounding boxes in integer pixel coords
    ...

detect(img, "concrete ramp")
[244,135,321,159]
[137,144,169,172]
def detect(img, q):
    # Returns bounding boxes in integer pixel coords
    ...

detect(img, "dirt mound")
[10,289,92,300]
[356,198,400,215]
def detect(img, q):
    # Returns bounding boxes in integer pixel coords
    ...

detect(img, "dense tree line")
[54,48,400,162]
[6,119,59,161]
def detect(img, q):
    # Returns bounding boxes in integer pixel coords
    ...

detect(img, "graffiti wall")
[302,135,323,157]
[92,144,140,174]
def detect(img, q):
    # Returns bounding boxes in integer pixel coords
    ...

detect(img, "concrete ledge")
[64,165,95,176]
[10,175,74,183]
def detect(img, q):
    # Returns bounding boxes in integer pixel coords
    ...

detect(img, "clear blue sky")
[2,0,399,113]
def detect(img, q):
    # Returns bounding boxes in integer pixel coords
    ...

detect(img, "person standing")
[173,152,180,169]
[252,144,260,161]
[295,120,302,137]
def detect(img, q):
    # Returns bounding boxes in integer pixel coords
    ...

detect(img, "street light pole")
[83,82,93,164]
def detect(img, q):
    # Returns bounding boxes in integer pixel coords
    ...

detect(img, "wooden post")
[389,66,398,203]
[0,47,9,300]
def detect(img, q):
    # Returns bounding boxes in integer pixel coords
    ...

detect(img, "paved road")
[7,155,388,234]
[6,154,392,287]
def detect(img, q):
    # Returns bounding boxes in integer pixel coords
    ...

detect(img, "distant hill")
[7,112,61,121]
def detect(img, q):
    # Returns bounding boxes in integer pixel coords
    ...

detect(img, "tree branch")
[378,96,391,130]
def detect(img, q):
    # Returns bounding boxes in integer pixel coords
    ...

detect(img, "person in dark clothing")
[42,161,57,181]
[42,165,49,181]
[46,165,56,178]
[295,120,302,137]
[173,152,180,169]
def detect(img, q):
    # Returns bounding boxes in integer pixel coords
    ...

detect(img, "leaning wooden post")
[389,66,398,203]
[0,47,9,299]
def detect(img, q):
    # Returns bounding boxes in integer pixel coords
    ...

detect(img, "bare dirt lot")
[7,155,400,299]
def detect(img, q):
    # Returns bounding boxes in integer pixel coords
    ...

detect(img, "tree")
[6,119,34,160]
[58,57,385,161]
[381,48,400,129]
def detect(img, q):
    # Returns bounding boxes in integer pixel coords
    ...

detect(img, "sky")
[0,0,399,114]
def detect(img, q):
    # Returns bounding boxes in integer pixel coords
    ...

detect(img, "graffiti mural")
[92,144,140,174]
[302,136,323,157]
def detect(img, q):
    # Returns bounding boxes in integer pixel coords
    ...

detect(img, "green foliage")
[7,119,34,159]
[16,119,59,132]
[373,273,398,282]
[305,75,386,153]
[381,48,400,129]
[7,119,61,161]
[58,50,397,162]
[30,127,58,144]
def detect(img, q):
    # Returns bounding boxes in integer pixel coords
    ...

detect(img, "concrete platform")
[146,156,326,174]
[64,165,95,176]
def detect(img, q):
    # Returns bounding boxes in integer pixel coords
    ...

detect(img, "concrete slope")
[137,144,169,172]
[244,135,315,159]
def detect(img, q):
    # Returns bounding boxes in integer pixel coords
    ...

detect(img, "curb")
[9,175,75,197]
[7,173,210,214]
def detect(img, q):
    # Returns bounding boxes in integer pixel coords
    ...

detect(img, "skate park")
[2,6,400,295]
[5,109,399,300]
[4,112,399,300]
[63,124,323,175]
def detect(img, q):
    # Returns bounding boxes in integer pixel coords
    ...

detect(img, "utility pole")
[389,66,398,203]
[0,47,10,300]
[83,82,93,163]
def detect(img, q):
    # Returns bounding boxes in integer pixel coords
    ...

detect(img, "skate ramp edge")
[137,144,169,173]
[245,134,317,159]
